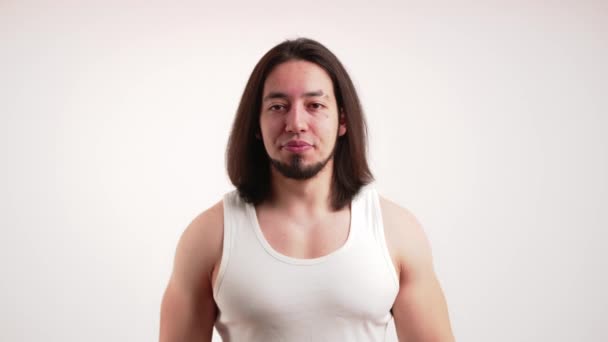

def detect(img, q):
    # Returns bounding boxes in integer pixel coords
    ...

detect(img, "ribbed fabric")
[213,184,399,341]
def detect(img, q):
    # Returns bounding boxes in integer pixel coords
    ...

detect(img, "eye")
[269,104,286,111]
[309,103,325,110]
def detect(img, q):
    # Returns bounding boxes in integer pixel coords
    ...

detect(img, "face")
[259,60,347,180]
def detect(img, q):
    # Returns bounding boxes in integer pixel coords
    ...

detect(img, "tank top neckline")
[244,195,360,266]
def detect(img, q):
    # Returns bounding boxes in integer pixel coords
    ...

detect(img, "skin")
[159,60,455,341]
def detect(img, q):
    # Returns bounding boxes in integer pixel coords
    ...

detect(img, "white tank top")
[213,184,400,341]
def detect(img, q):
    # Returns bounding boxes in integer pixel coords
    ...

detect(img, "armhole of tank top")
[370,187,400,289]
[213,192,235,303]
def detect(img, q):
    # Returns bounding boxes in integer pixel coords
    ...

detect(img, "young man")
[160,38,455,341]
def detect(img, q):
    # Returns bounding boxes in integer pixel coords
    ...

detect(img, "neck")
[267,159,335,216]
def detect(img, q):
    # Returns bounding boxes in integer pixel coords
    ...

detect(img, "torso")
[254,202,351,259]
[210,197,403,292]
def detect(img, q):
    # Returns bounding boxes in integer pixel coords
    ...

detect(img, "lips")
[284,140,311,147]
[283,140,313,152]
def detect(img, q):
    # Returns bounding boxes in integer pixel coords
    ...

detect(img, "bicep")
[159,277,216,342]
[391,229,454,342]
[392,267,454,342]
[159,205,223,342]
[380,197,454,341]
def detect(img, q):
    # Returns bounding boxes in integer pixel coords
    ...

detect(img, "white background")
[1,1,607,341]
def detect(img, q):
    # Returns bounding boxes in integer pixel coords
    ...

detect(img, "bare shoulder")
[378,195,434,278]
[171,200,224,288]
[182,200,224,251]
[378,196,455,341]
[160,201,224,341]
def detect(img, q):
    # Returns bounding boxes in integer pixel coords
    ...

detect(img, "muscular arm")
[159,202,223,342]
[381,197,455,342]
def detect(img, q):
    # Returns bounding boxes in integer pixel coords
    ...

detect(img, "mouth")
[283,140,313,153]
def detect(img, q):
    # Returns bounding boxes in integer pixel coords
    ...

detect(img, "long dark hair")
[226,38,373,210]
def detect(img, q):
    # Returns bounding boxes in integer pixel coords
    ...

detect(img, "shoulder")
[161,201,224,340]
[378,195,434,281]
[377,195,425,245]
[185,199,224,242]
[172,200,224,284]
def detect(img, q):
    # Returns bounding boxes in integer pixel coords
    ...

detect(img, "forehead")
[263,60,334,98]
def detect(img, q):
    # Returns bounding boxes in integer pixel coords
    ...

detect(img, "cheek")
[315,119,339,140]
[260,118,283,144]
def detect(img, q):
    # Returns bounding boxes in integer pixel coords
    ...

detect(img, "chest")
[213,195,401,329]
[217,238,399,325]
[256,207,352,259]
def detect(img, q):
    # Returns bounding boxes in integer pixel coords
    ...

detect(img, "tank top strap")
[357,184,400,288]
[213,190,248,300]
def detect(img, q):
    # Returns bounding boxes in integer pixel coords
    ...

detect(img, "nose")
[285,103,307,133]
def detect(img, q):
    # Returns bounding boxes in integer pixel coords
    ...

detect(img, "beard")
[269,147,335,180]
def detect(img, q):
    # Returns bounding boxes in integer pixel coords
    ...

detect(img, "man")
[160,38,455,341]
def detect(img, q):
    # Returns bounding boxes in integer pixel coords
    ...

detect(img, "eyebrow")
[262,90,329,102]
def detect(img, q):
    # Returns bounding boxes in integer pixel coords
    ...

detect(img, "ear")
[338,110,347,136]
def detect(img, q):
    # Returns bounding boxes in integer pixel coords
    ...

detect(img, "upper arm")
[380,197,455,342]
[159,201,224,342]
